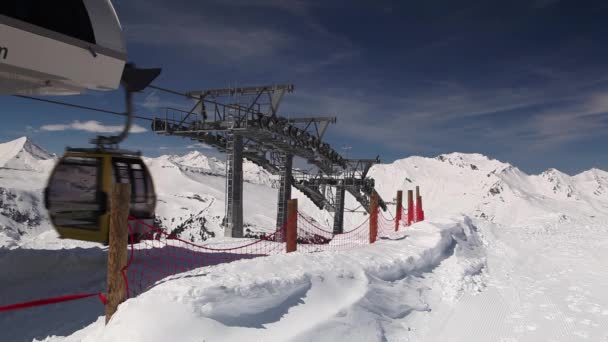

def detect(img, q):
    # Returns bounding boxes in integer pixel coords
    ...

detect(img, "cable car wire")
[13,95,153,121]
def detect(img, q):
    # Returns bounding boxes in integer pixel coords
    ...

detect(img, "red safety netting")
[296,212,370,253]
[378,209,396,237]
[1,192,427,314]
[121,204,422,299]
[124,213,295,298]
[401,208,410,227]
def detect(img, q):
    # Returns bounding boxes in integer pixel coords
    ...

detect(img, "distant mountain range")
[1,136,607,248]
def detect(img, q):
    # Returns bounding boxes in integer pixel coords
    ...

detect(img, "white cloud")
[142,92,162,110]
[186,143,213,150]
[40,120,147,134]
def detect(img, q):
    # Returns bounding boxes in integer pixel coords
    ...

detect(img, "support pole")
[276,154,293,242]
[407,190,414,226]
[369,191,378,244]
[224,133,244,238]
[333,183,346,234]
[106,183,130,324]
[286,199,298,253]
[417,195,424,221]
[395,190,403,231]
[415,186,421,223]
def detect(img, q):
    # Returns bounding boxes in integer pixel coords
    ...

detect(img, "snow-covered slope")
[143,154,280,242]
[3,138,608,341]
[369,152,608,228]
[0,137,55,247]
[164,151,277,187]
[34,218,488,342]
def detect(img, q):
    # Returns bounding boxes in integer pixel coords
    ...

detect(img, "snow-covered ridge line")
[1,135,607,247]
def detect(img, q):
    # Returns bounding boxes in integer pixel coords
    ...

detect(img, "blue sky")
[2,0,608,174]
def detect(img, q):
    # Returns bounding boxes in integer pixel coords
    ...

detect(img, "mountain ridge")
[1,136,607,247]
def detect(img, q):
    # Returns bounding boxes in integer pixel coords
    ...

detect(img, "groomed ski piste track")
[1,137,608,342]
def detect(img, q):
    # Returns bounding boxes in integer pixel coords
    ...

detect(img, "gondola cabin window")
[112,159,155,218]
[0,0,96,44]
[47,156,102,230]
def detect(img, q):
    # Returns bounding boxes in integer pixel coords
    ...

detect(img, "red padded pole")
[395,190,403,231]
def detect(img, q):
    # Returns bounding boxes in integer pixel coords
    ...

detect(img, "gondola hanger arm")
[91,64,161,148]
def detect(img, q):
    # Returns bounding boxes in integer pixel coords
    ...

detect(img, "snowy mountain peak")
[434,152,512,173]
[0,137,55,171]
[575,167,608,179]
[541,167,568,177]
[171,151,217,169]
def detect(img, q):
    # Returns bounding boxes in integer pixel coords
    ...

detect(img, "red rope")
[0,293,107,313]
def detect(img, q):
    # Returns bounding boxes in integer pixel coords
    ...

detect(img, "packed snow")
[1,137,607,341]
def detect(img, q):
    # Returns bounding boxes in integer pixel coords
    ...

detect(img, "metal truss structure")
[151,84,385,237]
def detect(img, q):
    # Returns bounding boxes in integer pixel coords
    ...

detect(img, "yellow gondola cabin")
[45,148,156,244]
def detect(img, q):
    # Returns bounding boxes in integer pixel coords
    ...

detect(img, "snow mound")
[39,217,486,342]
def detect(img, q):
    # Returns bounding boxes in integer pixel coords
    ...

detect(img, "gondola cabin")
[0,0,126,95]
[45,149,156,244]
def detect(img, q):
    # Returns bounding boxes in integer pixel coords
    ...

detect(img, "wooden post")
[395,190,403,231]
[416,186,420,199]
[106,183,131,324]
[369,191,378,243]
[407,190,414,226]
[286,199,297,253]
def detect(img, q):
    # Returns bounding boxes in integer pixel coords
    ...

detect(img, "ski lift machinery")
[1,1,162,243]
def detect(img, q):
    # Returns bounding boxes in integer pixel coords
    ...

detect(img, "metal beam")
[333,183,346,234]
[223,133,244,238]
[287,117,336,123]
[276,154,293,240]
[187,84,294,98]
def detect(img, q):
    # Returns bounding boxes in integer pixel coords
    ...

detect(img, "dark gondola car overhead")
[0,0,127,95]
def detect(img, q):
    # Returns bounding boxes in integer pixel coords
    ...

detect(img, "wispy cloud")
[40,120,147,134]
[285,75,608,155]
[495,92,608,148]
[118,0,354,69]
[126,23,288,62]
[139,91,191,111]
[294,50,361,73]
[119,0,290,64]
[186,143,213,150]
